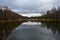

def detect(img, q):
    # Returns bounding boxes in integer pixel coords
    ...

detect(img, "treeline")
[41,22,60,34]
[0,6,29,20]
[40,7,60,19]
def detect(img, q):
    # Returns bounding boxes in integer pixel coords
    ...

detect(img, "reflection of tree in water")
[41,22,60,34]
[0,21,24,40]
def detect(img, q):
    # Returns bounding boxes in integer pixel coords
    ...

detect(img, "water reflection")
[8,21,59,40]
[0,21,60,40]
[0,21,24,40]
[40,22,60,40]
[41,22,60,34]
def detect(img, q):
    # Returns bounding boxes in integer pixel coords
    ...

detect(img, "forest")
[0,6,29,21]
[39,7,60,19]
[0,6,60,21]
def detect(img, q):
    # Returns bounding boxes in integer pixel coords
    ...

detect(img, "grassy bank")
[30,19,60,22]
[0,19,60,22]
[39,19,60,21]
[0,19,29,22]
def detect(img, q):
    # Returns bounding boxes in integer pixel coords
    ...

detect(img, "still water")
[0,21,60,40]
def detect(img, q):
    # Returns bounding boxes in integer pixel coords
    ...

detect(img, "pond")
[0,21,60,40]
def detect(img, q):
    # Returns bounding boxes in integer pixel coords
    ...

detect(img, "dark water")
[0,21,60,40]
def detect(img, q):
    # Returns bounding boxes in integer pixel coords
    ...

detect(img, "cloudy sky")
[0,0,60,13]
[0,0,60,17]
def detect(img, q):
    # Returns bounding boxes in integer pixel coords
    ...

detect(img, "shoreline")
[0,19,60,22]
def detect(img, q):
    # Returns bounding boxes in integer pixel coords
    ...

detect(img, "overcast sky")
[0,0,60,13]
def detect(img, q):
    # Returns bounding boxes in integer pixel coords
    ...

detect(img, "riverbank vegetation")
[0,6,29,22]
[39,7,60,21]
[0,6,60,22]
[30,7,60,22]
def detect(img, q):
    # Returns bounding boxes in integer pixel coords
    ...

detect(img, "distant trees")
[0,9,5,20]
[40,7,60,19]
[1,6,60,21]
[0,6,24,20]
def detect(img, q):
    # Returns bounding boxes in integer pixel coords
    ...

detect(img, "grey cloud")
[0,0,60,12]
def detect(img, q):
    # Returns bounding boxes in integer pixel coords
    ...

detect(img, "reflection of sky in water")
[8,22,56,40]
[21,21,41,25]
